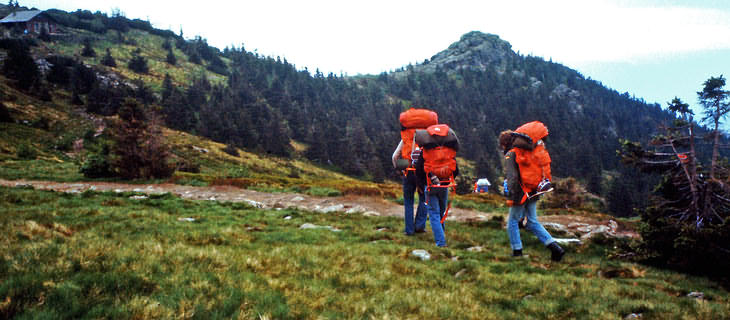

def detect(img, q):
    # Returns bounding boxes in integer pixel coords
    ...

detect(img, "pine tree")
[81,38,96,57]
[165,48,176,65]
[109,98,173,179]
[127,48,148,73]
[101,48,116,67]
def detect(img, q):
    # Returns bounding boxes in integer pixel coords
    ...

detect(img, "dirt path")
[0,179,637,238]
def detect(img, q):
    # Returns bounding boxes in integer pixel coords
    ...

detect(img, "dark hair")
[499,130,515,152]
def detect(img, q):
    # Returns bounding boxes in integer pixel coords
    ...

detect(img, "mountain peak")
[420,31,516,73]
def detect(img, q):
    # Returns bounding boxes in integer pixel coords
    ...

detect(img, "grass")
[1,186,728,319]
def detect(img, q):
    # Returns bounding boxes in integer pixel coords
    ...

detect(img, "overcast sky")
[21,0,730,117]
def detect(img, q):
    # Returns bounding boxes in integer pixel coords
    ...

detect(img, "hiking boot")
[512,249,529,259]
[547,242,565,262]
[414,229,426,234]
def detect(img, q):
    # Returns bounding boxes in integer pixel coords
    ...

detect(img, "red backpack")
[416,124,459,184]
[399,108,438,161]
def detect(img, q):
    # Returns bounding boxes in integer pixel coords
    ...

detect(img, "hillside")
[0,6,680,178]
[2,5,730,319]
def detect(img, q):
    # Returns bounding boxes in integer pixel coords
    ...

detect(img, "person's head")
[499,130,515,151]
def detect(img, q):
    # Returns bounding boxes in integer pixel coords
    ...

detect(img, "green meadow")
[1,186,728,319]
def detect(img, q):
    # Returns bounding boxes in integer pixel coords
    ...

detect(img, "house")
[0,10,58,34]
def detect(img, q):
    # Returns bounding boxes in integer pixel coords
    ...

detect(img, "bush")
[2,40,39,91]
[222,144,239,157]
[17,144,37,160]
[81,38,96,57]
[0,102,13,123]
[166,49,177,66]
[80,153,114,178]
[127,49,148,74]
[101,48,117,67]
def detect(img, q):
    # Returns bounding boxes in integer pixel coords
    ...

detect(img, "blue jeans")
[403,172,426,235]
[507,199,555,250]
[425,187,448,247]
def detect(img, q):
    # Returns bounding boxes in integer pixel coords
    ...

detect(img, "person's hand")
[430,175,440,185]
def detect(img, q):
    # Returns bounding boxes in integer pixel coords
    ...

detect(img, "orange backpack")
[399,108,438,160]
[510,121,552,204]
[417,124,459,182]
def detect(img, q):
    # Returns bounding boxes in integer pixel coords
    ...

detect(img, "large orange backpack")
[510,121,552,204]
[416,124,459,183]
[399,108,438,160]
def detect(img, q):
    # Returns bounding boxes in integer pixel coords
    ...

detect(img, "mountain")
[0,7,699,199]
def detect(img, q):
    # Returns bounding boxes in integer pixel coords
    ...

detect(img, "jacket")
[505,121,552,204]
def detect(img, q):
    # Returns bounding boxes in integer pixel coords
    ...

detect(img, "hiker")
[474,178,490,193]
[415,124,459,247]
[500,122,565,261]
[393,108,437,235]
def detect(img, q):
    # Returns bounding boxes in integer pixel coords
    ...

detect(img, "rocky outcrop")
[417,31,516,73]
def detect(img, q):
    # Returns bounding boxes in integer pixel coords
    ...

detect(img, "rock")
[687,292,705,300]
[345,206,366,214]
[129,195,148,200]
[177,217,195,222]
[133,188,144,193]
[192,146,209,153]
[455,268,467,278]
[581,225,612,240]
[363,211,380,217]
[376,227,388,232]
[553,238,582,245]
[283,216,292,220]
[543,222,570,234]
[317,204,344,213]
[411,249,431,261]
[245,200,265,208]
[466,246,484,252]
[299,223,341,232]
[608,219,619,232]
[567,222,590,228]
[523,295,534,300]
[291,196,305,202]
[624,313,642,319]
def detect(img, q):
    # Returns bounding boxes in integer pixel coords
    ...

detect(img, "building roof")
[0,10,43,24]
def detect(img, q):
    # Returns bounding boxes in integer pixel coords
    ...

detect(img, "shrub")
[2,40,39,91]
[81,38,96,57]
[165,49,177,66]
[127,49,148,74]
[80,153,114,178]
[222,144,239,157]
[100,48,116,67]
[108,98,174,179]
[0,102,13,123]
[17,144,37,160]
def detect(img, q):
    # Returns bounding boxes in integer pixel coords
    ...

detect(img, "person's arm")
[415,152,426,190]
[391,140,403,168]
[504,151,524,203]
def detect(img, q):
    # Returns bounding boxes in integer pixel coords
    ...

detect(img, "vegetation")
[1,186,728,319]
[618,76,730,279]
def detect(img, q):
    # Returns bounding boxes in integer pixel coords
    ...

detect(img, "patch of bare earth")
[0,179,637,238]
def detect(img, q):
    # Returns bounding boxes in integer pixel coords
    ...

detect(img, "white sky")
[20,0,730,116]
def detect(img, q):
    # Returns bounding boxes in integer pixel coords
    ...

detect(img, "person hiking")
[394,108,437,235]
[500,122,565,261]
[415,124,459,247]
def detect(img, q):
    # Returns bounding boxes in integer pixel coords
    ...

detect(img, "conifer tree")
[101,48,116,67]
[127,48,148,73]
[81,38,96,57]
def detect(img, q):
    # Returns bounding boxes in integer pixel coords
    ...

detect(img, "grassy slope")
[1,186,728,319]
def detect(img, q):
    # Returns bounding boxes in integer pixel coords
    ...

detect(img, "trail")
[0,179,637,238]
